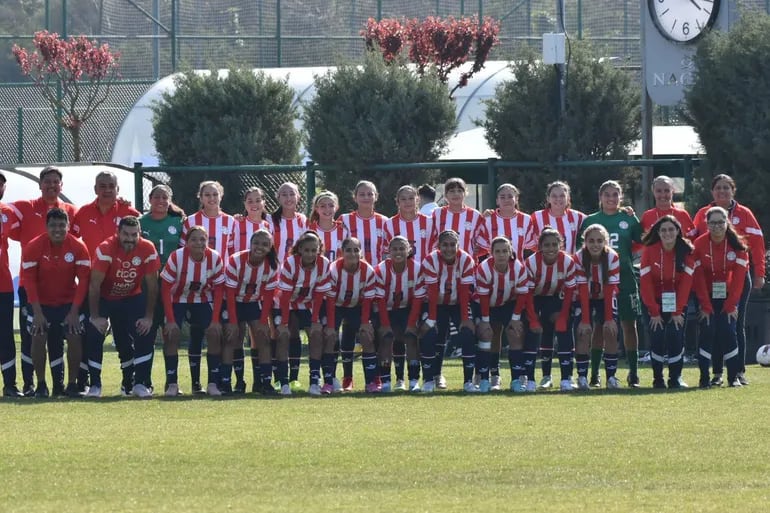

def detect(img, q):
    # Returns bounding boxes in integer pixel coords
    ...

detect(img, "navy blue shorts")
[235,302,263,323]
[334,305,362,331]
[172,303,213,327]
[27,304,84,333]
[471,301,516,326]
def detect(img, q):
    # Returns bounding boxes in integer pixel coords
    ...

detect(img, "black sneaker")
[76,381,88,394]
[728,377,743,388]
[51,383,66,397]
[627,373,640,388]
[736,372,749,386]
[589,375,601,388]
[191,382,205,395]
[234,381,247,394]
[260,382,279,396]
[652,378,666,389]
[219,382,233,396]
[23,385,35,397]
[710,375,723,387]
[3,385,24,397]
[64,383,82,398]
[251,382,262,393]
[667,377,688,389]
[698,377,711,389]
[35,383,50,398]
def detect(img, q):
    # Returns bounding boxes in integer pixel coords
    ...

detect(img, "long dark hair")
[641,215,693,272]
[149,184,185,217]
[250,229,278,270]
[707,206,747,251]
[243,186,268,220]
[581,224,611,284]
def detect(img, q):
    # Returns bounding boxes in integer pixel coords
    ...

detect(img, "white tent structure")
[111,62,704,167]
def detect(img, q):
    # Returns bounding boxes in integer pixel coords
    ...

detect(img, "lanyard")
[708,239,727,278]
[660,247,676,290]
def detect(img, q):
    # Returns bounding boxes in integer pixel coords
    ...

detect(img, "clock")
[648,0,721,43]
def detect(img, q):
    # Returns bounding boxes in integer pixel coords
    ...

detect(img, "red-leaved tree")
[363,16,500,97]
[13,30,120,161]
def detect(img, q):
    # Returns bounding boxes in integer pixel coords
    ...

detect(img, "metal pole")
[305,160,316,216]
[377,0,382,21]
[486,158,497,208]
[133,163,144,210]
[276,0,282,67]
[45,0,50,30]
[152,0,159,79]
[577,0,582,39]
[171,0,177,72]
[57,0,67,161]
[640,0,653,210]
[17,108,23,164]
[460,0,465,15]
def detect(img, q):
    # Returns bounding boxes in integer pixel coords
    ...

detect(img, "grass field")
[2,346,770,513]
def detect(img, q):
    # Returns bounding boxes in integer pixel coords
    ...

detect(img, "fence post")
[17,108,23,164]
[276,0,282,67]
[682,156,693,200]
[486,158,497,209]
[305,160,316,216]
[133,162,144,210]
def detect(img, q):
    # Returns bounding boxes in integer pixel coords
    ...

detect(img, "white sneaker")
[607,376,621,389]
[472,374,480,387]
[538,375,553,389]
[422,380,435,393]
[308,383,322,396]
[394,379,406,391]
[490,375,502,391]
[280,384,292,396]
[526,380,537,392]
[84,385,102,398]
[559,379,575,392]
[332,377,342,393]
[463,381,479,393]
[437,375,447,389]
[206,383,222,396]
[165,383,181,397]
[131,384,152,398]
[409,379,421,392]
[577,376,589,390]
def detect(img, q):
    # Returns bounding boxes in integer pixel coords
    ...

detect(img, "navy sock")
[490,352,500,378]
[251,349,261,384]
[362,352,377,384]
[540,347,554,377]
[575,353,589,378]
[380,360,392,384]
[233,347,245,383]
[189,353,202,385]
[260,363,273,387]
[603,353,618,378]
[523,351,537,381]
[309,358,322,386]
[508,349,524,379]
[276,360,289,386]
[476,351,490,380]
[206,353,221,385]
[341,350,354,379]
[321,353,335,385]
[393,355,405,381]
[220,363,233,386]
[164,354,179,385]
[289,336,301,381]
[558,351,574,380]
[408,360,420,381]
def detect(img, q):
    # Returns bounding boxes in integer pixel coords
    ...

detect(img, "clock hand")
[689,0,702,9]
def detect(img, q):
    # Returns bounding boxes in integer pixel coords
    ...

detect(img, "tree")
[479,42,641,212]
[684,14,770,231]
[12,30,121,161]
[152,67,301,214]
[303,53,457,215]
[363,15,500,97]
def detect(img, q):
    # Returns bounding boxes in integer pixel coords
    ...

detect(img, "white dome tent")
[111,62,703,167]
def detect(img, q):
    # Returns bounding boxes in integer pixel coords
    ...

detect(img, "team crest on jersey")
[1,214,6,223]
[732,217,740,225]
[221,227,229,234]
[168,226,177,235]
[727,251,736,261]
[122,261,131,268]
[569,222,576,230]
[64,252,74,263]
[407,280,414,287]
[132,256,142,266]
[619,221,629,230]
[464,222,473,231]
[419,229,426,238]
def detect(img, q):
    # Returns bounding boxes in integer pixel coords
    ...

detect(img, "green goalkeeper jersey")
[578,210,642,290]
[139,213,184,267]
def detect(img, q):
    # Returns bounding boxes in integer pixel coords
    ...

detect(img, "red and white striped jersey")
[431,206,484,257]
[530,209,587,255]
[383,213,433,263]
[475,258,529,307]
[525,251,578,296]
[232,217,272,253]
[327,258,377,308]
[477,211,535,261]
[421,249,476,305]
[308,220,348,262]
[339,211,388,265]
[181,211,236,261]
[225,250,279,303]
[272,213,308,263]
[277,254,331,310]
[161,247,225,303]
[572,248,621,299]
[374,259,426,310]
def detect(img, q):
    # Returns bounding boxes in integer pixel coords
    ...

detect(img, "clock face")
[649,0,721,43]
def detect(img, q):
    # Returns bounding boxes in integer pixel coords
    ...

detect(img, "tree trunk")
[70,126,81,162]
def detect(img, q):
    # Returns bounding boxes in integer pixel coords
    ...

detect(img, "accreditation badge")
[712,282,727,299]
[661,292,677,313]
